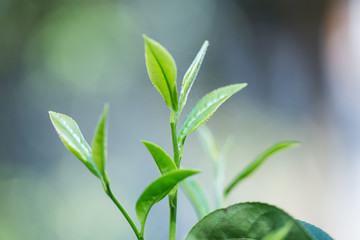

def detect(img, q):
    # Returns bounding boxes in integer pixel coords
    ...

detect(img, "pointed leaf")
[136,169,199,235]
[178,83,247,144]
[225,141,299,196]
[297,220,334,240]
[185,202,313,240]
[179,40,209,112]
[49,111,99,177]
[141,140,177,174]
[144,35,178,110]
[262,221,293,240]
[91,104,109,178]
[181,177,210,219]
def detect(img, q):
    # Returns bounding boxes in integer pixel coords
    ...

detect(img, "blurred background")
[1,0,359,239]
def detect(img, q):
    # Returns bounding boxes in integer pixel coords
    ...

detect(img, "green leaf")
[297,220,333,240]
[143,35,178,111]
[179,40,209,112]
[262,221,293,240]
[49,111,99,177]
[224,141,299,196]
[181,177,211,219]
[141,140,177,174]
[91,104,109,178]
[178,83,247,144]
[185,202,313,240]
[136,169,199,236]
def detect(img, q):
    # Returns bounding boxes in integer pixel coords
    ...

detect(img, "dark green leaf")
[141,140,177,174]
[224,141,299,196]
[297,220,333,240]
[91,104,109,178]
[136,169,199,235]
[49,111,99,177]
[178,84,247,144]
[181,177,210,219]
[179,40,209,112]
[185,202,313,240]
[144,35,178,111]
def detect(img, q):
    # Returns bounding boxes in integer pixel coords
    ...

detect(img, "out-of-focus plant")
[49,35,333,240]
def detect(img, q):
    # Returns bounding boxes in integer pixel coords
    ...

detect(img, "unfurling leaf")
[179,40,209,113]
[178,83,247,144]
[141,140,177,174]
[49,111,99,177]
[136,169,199,236]
[181,178,210,219]
[185,202,313,240]
[224,141,299,197]
[92,104,109,178]
[144,35,178,111]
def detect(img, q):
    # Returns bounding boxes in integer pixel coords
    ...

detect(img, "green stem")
[169,110,180,240]
[104,181,141,240]
[168,191,178,240]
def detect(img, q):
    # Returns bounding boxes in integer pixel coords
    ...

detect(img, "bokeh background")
[1,0,359,239]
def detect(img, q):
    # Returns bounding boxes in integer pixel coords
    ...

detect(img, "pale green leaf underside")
[136,169,199,234]
[179,40,209,112]
[178,83,247,143]
[49,111,99,177]
[141,140,177,174]
[181,177,210,219]
[224,141,299,196]
[185,202,313,240]
[91,104,109,178]
[262,221,293,240]
[144,35,178,111]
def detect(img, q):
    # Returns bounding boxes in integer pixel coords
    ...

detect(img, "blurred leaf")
[224,141,299,196]
[185,202,313,240]
[178,83,247,144]
[91,104,109,178]
[136,169,199,236]
[298,220,334,240]
[179,40,209,112]
[197,125,220,162]
[141,140,177,174]
[144,35,178,111]
[181,177,210,219]
[262,221,293,240]
[49,111,99,177]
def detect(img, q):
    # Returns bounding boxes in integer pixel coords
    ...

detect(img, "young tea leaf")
[181,178,211,219]
[144,35,178,111]
[224,141,299,197]
[136,169,199,236]
[91,104,109,178]
[49,111,99,177]
[178,83,247,144]
[185,202,313,240]
[141,140,177,174]
[178,40,209,112]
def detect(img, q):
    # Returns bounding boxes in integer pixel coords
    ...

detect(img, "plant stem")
[169,110,180,240]
[168,191,178,240]
[104,181,141,240]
